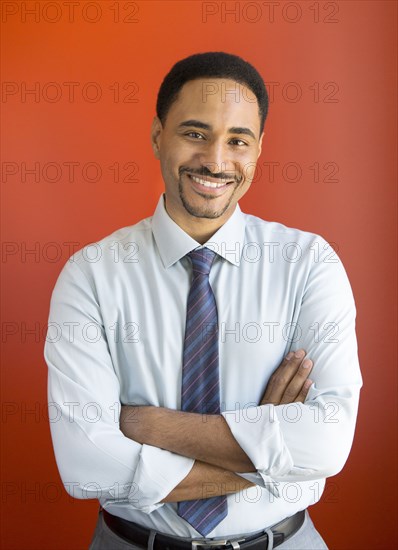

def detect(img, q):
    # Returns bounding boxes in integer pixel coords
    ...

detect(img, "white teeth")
[190,175,228,188]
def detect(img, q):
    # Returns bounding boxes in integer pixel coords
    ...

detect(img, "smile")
[187,174,233,189]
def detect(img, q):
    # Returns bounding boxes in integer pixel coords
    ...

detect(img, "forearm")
[161,460,255,502]
[120,406,255,472]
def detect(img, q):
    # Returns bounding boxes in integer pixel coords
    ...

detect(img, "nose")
[198,140,233,176]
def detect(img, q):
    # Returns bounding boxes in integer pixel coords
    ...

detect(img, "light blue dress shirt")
[44,193,362,538]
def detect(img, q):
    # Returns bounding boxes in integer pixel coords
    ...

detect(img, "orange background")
[1,1,397,549]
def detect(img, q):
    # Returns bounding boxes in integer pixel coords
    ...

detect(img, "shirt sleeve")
[44,257,194,510]
[221,237,362,490]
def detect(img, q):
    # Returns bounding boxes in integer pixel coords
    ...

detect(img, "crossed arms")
[119,351,313,502]
[45,244,362,506]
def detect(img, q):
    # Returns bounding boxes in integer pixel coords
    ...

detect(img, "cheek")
[162,142,194,173]
[237,152,259,182]
[160,149,179,177]
[175,143,201,167]
[243,163,257,182]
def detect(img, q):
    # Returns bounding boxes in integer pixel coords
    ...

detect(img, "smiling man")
[152,77,262,241]
[44,52,362,550]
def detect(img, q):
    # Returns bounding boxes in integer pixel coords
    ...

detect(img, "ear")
[151,116,163,159]
[257,132,264,159]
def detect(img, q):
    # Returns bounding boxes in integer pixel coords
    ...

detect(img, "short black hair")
[156,52,268,135]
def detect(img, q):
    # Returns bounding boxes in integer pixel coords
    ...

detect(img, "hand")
[260,349,313,406]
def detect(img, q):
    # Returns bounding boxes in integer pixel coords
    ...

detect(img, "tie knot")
[188,248,216,276]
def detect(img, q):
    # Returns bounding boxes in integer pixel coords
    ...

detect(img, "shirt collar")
[151,193,246,268]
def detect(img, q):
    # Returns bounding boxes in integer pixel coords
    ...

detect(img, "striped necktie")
[177,247,228,536]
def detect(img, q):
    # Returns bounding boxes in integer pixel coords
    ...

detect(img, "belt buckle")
[191,537,245,549]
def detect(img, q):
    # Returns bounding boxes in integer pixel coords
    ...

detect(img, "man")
[44,52,362,550]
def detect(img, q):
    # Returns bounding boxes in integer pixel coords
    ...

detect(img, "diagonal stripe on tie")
[177,248,228,537]
[183,331,218,371]
[183,367,219,412]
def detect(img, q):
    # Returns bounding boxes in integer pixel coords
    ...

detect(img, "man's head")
[156,52,268,136]
[151,52,269,242]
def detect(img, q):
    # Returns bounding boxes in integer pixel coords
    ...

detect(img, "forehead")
[167,78,261,134]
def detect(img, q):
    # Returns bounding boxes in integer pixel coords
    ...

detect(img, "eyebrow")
[178,120,256,140]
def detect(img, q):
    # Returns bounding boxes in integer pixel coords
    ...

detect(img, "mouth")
[186,173,236,193]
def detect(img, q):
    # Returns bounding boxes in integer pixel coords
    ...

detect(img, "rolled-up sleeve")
[44,257,194,508]
[222,237,362,487]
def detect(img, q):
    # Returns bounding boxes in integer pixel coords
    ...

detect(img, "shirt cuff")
[235,471,281,497]
[221,405,294,486]
[129,444,195,513]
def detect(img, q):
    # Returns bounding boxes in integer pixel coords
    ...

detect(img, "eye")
[185,132,205,140]
[229,138,248,146]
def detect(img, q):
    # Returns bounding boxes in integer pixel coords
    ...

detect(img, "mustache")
[179,166,242,183]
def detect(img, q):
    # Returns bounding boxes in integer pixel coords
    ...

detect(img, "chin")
[181,196,233,220]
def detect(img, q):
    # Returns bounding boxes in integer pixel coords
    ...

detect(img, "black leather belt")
[102,508,305,549]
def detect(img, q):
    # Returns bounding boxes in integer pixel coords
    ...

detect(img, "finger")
[261,350,306,404]
[294,378,313,404]
[261,349,307,405]
[279,359,313,405]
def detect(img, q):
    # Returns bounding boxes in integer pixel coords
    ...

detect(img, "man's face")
[152,78,263,230]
